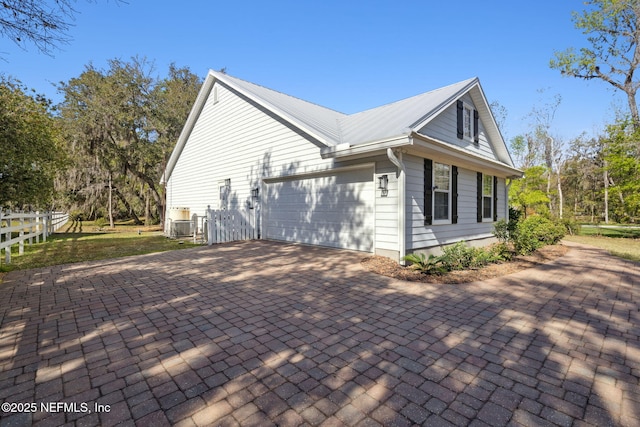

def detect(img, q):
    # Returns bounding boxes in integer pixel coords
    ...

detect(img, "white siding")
[374,158,399,253]
[418,94,498,162]
[166,82,336,231]
[264,167,374,251]
[404,154,506,251]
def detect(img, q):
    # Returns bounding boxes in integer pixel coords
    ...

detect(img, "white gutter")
[387,148,407,265]
[321,135,411,159]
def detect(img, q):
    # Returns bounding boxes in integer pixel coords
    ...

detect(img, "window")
[477,173,497,222]
[463,105,473,140]
[457,100,479,143]
[425,159,458,226]
[482,174,493,220]
[433,163,451,222]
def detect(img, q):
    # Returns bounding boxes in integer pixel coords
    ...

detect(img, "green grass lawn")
[0,225,199,274]
[564,225,640,262]
[579,224,640,239]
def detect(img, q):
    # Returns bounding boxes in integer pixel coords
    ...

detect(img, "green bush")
[560,217,581,236]
[440,242,475,271]
[402,252,446,275]
[513,215,566,255]
[489,242,513,261]
[493,219,510,243]
[95,217,108,229]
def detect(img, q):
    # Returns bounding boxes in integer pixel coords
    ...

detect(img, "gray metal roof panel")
[213,71,346,145]
[337,78,477,145]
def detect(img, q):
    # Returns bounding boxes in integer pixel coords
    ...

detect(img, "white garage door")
[264,167,374,252]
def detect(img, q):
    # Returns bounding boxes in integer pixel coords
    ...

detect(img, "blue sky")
[1,0,625,143]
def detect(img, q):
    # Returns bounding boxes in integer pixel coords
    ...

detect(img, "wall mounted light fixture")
[378,174,388,197]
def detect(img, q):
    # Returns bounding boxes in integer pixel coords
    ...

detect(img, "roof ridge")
[343,77,478,119]
[212,71,347,116]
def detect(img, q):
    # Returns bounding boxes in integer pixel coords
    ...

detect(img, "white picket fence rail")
[206,206,257,245]
[0,211,69,264]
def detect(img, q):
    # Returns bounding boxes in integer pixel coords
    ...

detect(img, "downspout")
[387,148,406,265]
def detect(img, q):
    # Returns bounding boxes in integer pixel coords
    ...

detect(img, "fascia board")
[412,133,523,178]
[160,70,216,184]
[320,135,412,159]
[409,78,479,131]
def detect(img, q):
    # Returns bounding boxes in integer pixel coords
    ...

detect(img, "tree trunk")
[547,171,553,215]
[557,170,563,219]
[145,187,151,226]
[626,89,640,131]
[108,173,114,228]
[113,188,143,225]
[604,166,609,224]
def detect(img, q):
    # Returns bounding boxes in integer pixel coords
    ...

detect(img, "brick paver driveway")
[0,240,638,427]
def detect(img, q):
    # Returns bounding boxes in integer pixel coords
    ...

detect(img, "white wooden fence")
[206,206,257,245]
[0,211,69,264]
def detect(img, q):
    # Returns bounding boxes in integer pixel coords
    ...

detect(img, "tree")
[0,0,119,56]
[0,77,65,208]
[602,119,640,221]
[56,58,201,225]
[550,0,640,128]
[562,134,606,221]
[509,165,550,217]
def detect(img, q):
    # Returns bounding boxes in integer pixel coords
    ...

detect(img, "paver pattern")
[0,240,638,426]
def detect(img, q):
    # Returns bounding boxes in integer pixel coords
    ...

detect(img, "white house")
[161,70,522,261]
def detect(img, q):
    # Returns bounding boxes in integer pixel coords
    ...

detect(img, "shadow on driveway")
[0,240,638,426]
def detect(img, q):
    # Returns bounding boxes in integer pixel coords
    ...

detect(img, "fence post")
[19,215,24,255]
[207,205,213,246]
[43,212,49,242]
[33,211,39,244]
[3,210,10,264]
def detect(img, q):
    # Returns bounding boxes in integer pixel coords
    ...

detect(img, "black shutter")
[493,176,499,221]
[456,100,464,139]
[424,159,433,225]
[473,109,479,143]
[477,172,483,223]
[452,166,458,224]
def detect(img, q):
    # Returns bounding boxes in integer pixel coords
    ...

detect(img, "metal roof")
[162,71,515,184]
[212,71,346,145]
[337,78,477,146]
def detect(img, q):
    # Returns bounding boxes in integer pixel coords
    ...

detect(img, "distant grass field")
[564,224,640,262]
[0,220,199,274]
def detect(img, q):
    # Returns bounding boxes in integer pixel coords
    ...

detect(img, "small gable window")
[463,104,473,140]
[457,100,479,143]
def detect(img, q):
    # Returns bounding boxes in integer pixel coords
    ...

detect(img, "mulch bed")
[361,244,570,284]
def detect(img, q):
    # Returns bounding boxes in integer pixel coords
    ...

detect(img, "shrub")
[402,252,446,275]
[513,215,566,255]
[440,242,475,271]
[489,242,513,261]
[493,219,510,243]
[70,210,84,222]
[95,217,108,229]
[560,217,581,236]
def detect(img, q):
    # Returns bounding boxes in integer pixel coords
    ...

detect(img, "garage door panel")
[265,168,374,252]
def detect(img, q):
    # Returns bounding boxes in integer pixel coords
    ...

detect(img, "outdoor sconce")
[247,187,260,209]
[378,174,388,197]
[224,178,231,188]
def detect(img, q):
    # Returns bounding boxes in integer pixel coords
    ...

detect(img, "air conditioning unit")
[171,220,192,238]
